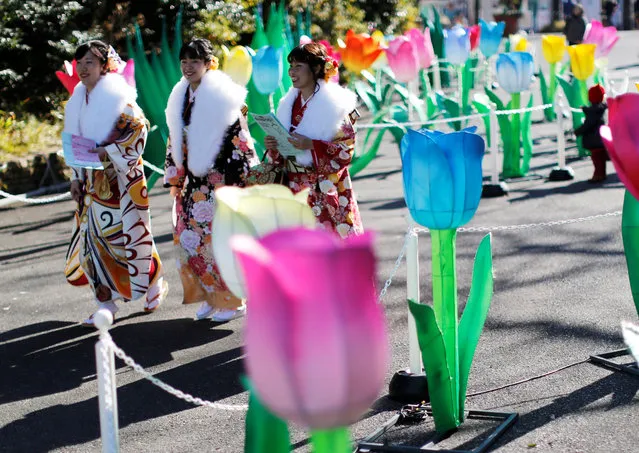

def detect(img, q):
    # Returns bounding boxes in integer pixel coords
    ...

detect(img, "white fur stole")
[165,70,247,177]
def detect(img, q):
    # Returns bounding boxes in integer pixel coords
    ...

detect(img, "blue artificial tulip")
[252,46,283,95]
[444,25,470,66]
[400,127,485,229]
[496,52,534,94]
[478,19,505,58]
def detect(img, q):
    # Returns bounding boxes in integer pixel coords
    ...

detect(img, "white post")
[406,218,422,374]
[555,99,566,169]
[433,58,442,93]
[490,104,500,184]
[94,309,120,453]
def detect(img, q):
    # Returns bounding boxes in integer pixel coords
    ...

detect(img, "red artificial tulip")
[55,60,80,94]
[600,93,639,199]
[469,25,481,51]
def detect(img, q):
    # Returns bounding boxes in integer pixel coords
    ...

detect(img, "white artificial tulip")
[212,184,317,298]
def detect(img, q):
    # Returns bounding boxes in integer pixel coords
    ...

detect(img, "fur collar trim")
[276,81,356,166]
[165,70,247,177]
[64,73,137,144]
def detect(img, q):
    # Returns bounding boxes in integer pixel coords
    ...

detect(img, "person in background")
[263,42,364,239]
[164,38,257,322]
[64,40,167,326]
[603,0,618,26]
[564,3,587,45]
[575,84,608,183]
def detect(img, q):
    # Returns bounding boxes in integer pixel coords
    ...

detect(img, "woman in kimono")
[164,38,257,322]
[264,42,364,238]
[64,40,167,326]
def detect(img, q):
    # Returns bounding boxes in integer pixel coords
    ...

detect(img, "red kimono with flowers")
[269,93,363,238]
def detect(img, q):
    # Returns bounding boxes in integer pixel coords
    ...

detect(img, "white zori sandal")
[144,278,169,313]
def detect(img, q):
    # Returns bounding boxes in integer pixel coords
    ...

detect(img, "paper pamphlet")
[250,113,305,157]
[61,132,103,169]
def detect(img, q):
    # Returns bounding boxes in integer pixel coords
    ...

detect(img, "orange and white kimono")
[64,73,164,305]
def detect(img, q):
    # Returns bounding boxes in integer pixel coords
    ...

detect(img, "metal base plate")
[356,406,518,453]
[589,348,639,376]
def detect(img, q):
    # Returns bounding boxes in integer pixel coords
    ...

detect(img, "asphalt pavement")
[2,31,639,453]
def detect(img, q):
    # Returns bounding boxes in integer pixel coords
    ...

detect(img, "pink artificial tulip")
[583,20,619,58]
[120,59,136,88]
[386,36,420,83]
[405,28,435,69]
[600,93,639,199]
[469,25,481,51]
[231,228,389,429]
[55,60,80,94]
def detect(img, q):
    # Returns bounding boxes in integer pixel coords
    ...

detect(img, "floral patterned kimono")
[268,80,364,238]
[64,73,164,305]
[164,69,257,309]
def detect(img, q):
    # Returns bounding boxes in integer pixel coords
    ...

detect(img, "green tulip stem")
[548,63,557,102]
[430,228,459,422]
[457,65,464,115]
[509,92,522,177]
[622,190,639,317]
[268,93,275,113]
[310,427,351,453]
[578,79,589,106]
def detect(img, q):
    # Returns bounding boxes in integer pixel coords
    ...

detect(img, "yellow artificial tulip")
[541,35,566,64]
[509,32,528,52]
[221,45,253,86]
[212,185,317,298]
[567,44,596,81]
[636,82,639,92]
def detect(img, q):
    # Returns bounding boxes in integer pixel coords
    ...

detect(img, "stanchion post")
[388,218,429,403]
[433,58,442,93]
[94,309,120,453]
[548,96,575,181]
[482,104,508,198]
[406,219,421,374]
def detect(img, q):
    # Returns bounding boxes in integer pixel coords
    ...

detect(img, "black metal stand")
[356,406,518,453]
[481,182,509,198]
[388,369,429,404]
[589,348,639,376]
[548,167,575,181]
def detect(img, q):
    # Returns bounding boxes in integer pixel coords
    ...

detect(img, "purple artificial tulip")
[405,28,435,69]
[386,36,420,83]
[231,228,389,429]
[444,25,470,66]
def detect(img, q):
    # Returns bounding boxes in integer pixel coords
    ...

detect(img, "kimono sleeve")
[163,136,186,189]
[103,103,148,175]
[308,117,356,179]
[222,114,259,186]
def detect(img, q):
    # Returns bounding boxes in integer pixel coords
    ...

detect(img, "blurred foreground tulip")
[478,19,505,58]
[339,30,384,73]
[222,45,253,86]
[212,185,316,299]
[232,228,388,450]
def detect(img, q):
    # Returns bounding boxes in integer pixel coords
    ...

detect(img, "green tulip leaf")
[354,81,380,113]
[350,128,387,176]
[472,94,492,147]
[360,70,377,87]
[408,299,459,432]
[484,87,506,111]
[242,376,291,453]
[436,92,462,131]
[622,191,639,317]
[457,234,494,417]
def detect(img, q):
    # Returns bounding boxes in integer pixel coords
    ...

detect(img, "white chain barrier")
[0,189,71,204]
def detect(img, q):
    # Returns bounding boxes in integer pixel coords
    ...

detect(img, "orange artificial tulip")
[541,35,566,64]
[339,30,384,73]
[567,44,596,81]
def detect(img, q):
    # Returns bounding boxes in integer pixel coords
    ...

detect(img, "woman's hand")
[88,146,108,160]
[170,186,180,198]
[288,133,313,150]
[264,135,279,150]
[70,180,83,203]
